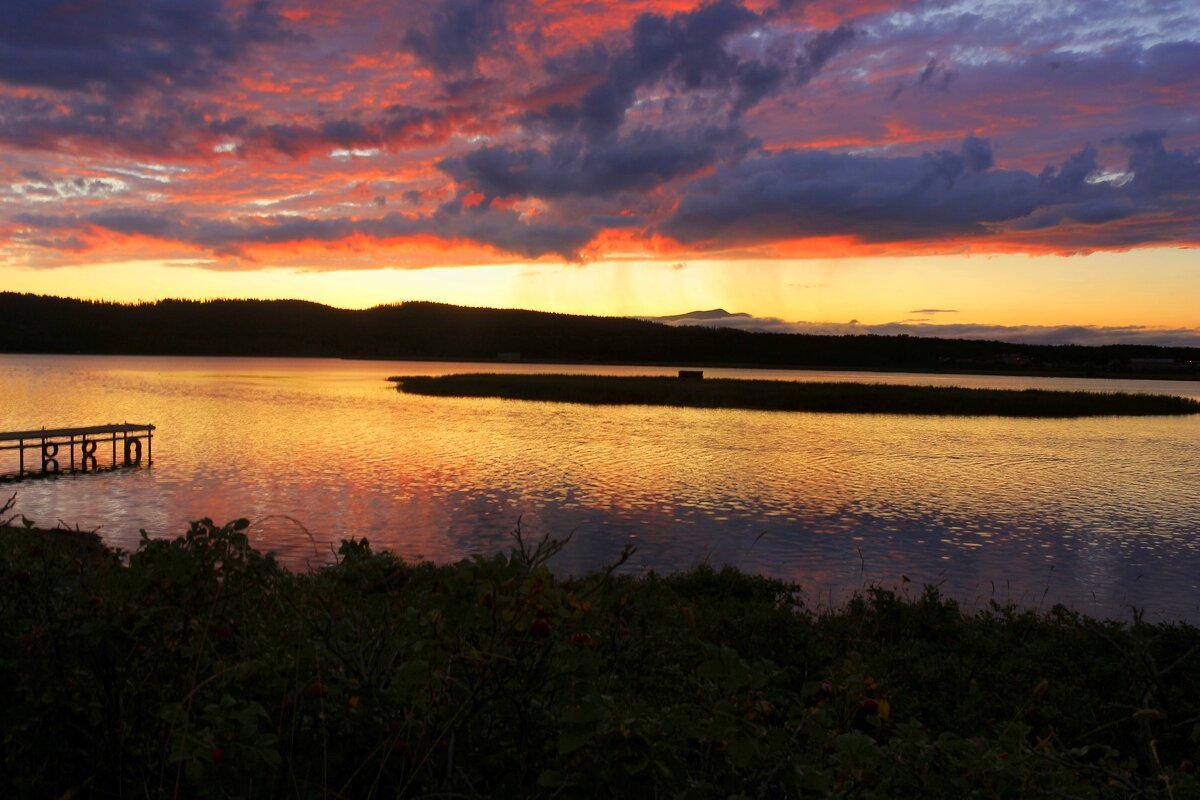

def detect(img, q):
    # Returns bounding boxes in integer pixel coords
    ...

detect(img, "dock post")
[81,438,97,472]
[124,435,142,466]
[41,439,60,475]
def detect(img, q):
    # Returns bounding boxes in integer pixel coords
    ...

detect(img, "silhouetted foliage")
[392,374,1200,416]
[2,293,1197,378]
[3,521,1199,798]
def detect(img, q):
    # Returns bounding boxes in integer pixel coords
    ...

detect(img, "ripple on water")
[3,355,1199,621]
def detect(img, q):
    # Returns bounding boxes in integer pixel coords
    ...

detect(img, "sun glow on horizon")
[2,248,1196,338]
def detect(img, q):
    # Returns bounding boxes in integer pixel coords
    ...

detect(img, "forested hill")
[1,293,1197,377]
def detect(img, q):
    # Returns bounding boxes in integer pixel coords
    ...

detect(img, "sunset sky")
[2,0,1198,345]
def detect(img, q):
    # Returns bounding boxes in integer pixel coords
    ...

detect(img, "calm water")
[3,354,1199,621]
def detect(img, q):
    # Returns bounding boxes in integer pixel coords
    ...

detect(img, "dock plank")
[0,423,155,442]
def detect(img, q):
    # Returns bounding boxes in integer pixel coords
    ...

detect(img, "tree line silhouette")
[1,293,1196,377]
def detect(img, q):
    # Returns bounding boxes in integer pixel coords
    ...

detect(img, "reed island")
[390,373,1200,417]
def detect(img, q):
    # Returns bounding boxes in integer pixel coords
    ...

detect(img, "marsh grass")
[4,515,1200,798]
[390,373,1200,417]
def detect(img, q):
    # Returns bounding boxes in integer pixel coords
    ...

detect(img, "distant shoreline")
[374,357,1200,384]
[390,373,1200,417]
[3,295,1198,383]
[3,350,1198,385]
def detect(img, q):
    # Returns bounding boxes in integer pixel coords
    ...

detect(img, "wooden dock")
[0,423,154,481]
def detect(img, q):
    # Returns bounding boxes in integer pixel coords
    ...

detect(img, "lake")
[2,354,1198,621]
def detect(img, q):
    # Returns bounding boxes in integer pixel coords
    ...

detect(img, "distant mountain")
[648,309,1200,348]
[655,309,753,322]
[1,293,1197,378]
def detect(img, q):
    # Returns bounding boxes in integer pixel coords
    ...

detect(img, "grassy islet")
[390,373,1200,417]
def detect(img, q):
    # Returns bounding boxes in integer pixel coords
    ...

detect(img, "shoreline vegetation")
[390,373,1200,417]
[3,518,1199,798]
[2,520,1200,800]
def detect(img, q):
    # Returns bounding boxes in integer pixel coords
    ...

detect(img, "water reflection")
[2,354,1198,621]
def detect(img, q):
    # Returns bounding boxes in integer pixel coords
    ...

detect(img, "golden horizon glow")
[1,248,1196,334]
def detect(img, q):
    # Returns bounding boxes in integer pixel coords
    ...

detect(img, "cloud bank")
[1,0,1198,268]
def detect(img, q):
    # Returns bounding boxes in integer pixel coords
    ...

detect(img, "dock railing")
[0,423,155,481]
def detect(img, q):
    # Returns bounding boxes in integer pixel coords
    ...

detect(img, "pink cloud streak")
[1,0,1197,269]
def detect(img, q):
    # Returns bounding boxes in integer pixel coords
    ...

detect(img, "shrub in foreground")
[2,519,1199,798]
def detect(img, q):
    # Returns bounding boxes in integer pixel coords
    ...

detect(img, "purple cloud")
[525,1,856,140]
[402,0,511,76]
[1,0,1198,273]
[660,134,1197,249]
[0,0,290,96]
[439,125,755,199]
[14,203,598,262]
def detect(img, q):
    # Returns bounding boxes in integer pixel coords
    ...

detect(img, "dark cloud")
[427,203,596,260]
[644,0,759,88]
[1120,131,1200,194]
[436,76,500,102]
[731,60,788,117]
[661,137,1041,245]
[1038,146,1100,192]
[794,24,857,86]
[0,94,453,158]
[0,0,290,96]
[247,121,368,158]
[1010,199,1135,231]
[660,134,1196,248]
[14,203,597,262]
[439,125,754,199]
[528,1,854,140]
[584,214,645,229]
[402,0,509,76]
[960,136,994,173]
[240,106,452,157]
[917,57,956,92]
[2,0,1197,272]
[923,137,997,186]
[0,94,213,155]
[0,0,857,171]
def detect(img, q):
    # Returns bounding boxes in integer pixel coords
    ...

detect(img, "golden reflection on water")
[2,354,1199,621]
